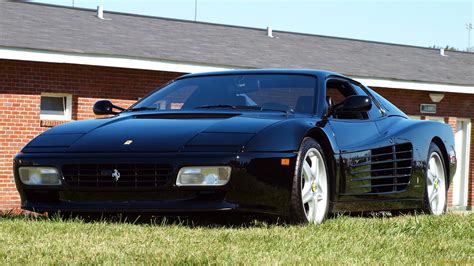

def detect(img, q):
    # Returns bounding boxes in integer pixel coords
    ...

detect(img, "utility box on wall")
[420,104,437,114]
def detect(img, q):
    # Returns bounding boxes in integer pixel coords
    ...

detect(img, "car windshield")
[129,74,317,114]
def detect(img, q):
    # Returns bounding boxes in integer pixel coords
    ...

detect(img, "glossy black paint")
[14,152,296,215]
[13,69,456,216]
[339,95,372,112]
[93,100,125,115]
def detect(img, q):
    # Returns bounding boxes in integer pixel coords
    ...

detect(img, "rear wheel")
[290,138,330,224]
[423,143,447,215]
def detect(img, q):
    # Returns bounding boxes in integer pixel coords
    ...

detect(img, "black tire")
[422,142,448,215]
[290,137,330,224]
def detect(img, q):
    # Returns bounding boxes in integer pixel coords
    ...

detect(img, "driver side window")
[350,82,383,119]
[326,79,368,120]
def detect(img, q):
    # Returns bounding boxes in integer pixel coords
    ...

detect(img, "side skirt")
[331,198,423,213]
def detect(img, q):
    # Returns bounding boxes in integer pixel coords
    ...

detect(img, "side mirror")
[93,100,125,115]
[339,95,372,112]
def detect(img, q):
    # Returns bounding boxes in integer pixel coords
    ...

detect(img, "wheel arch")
[304,128,334,162]
[304,128,338,204]
[431,136,451,186]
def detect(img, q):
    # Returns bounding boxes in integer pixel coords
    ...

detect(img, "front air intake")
[62,163,172,188]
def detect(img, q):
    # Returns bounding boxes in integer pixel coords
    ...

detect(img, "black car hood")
[23,112,285,153]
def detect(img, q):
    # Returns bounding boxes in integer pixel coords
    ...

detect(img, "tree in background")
[429,45,473,52]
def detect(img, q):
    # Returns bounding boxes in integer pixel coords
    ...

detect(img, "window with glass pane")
[40,96,66,116]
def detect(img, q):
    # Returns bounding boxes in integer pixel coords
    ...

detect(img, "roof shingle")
[0,2,473,85]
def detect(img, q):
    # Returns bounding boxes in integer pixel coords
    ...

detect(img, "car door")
[326,78,381,151]
[325,78,407,200]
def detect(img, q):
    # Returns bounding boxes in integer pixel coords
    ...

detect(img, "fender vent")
[345,143,413,194]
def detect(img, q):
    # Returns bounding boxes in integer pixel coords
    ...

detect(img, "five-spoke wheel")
[424,143,447,215]
[291,138,329,224]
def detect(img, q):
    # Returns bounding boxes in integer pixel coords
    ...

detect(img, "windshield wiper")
[126,107,158,112]
[195,105,294,115]
[194,105,262,110]
[128,105,295,114]
[261,108,295,115]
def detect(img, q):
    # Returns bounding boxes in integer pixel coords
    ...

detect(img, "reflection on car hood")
[23,112,286,153]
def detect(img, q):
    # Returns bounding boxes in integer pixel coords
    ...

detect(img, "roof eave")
[1,46,473,94]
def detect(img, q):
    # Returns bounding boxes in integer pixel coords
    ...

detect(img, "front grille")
[348,143,413,193]
[62,163,173,188]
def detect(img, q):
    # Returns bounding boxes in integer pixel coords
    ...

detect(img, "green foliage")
[0,213,472,264]
[429,45,460,51]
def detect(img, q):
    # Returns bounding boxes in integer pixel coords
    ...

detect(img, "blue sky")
[33,0,474,51]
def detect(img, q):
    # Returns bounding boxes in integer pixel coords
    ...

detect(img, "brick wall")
[0,59,182,209]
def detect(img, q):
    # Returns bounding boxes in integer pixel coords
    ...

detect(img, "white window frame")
[40,93,72,121]
[408,115,421,120]
[425,116,445,123]
[452,118,471,209]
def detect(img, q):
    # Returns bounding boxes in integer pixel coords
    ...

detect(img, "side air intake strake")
[342,143,413,194]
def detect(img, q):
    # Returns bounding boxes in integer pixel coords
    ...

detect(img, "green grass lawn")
[0,213,472,264]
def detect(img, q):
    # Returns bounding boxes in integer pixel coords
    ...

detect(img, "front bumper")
[14,152,297,216]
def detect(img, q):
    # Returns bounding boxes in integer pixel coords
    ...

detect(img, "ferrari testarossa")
[14,69,456,224]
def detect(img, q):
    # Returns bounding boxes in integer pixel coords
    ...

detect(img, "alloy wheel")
[426,152,446,215]
[301,147,328,224]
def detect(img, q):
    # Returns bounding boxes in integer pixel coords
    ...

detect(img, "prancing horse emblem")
[112,169,121,181]
[123,140,133,145]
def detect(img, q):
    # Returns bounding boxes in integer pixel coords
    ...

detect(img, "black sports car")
[14,69,456,224]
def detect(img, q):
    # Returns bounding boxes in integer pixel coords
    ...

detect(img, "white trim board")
[452,118,471,208]
[1,47,473,94]
[0,47,234,74]
[353,77,474,95]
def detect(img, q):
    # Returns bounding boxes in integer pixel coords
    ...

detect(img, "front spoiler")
[22,199,240,214]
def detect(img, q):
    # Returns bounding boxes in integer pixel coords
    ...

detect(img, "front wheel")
[290,138,330,224]
[423,143,448,215]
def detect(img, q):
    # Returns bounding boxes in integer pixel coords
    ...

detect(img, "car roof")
[177,69,346,80]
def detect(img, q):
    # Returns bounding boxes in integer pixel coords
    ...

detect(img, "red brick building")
[1,2,473,210]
